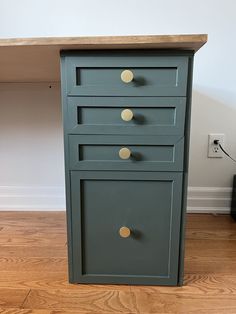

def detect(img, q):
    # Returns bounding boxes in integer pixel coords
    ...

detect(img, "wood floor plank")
[1,310,132,314]
[0,310,133,314]
[185,254,236,262]
[0,309,135,314]
[0,257,67,272]
[181,310,236,314]
[186,229,236,240]
[185,248,236,258]
[0,235,66,247]
[130,291,236,314]
[0,288,30,308]
[0,272,68,290]
[23,289,136,313]
[2,226,66,235]
[185,238,236,250]
[0,246,67,258]
[130,274,236,295]
[0,309,51,314]
[0,221,65,229]
[185,260,236,274]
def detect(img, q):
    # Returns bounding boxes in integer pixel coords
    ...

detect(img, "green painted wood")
[60,49,195,286]
[178,54,194,286]
[68,134,184,171]
[60,55,74,282]
[66,97,186,136]
[70,171,183,285]
[63,51,189,96]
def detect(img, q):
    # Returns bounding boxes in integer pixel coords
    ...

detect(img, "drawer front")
[63,53,189,96]
[69,135,184,171]
[70,171,183,285]
[66,97,186,136]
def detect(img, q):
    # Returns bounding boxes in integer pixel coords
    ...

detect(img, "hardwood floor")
[0,212,235,313]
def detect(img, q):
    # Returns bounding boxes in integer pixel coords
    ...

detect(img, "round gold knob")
[121,70,134,83]
[121,109,133,122]
[119,147,131,160]
[119,226,131,238]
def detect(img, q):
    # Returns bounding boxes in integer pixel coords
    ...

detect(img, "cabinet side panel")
[178,53,194,285]
[60,55,75,283]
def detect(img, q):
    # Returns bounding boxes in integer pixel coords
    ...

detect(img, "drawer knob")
[119,147,131,160]
[121,109,134,121]
[119,226,131,238]
[121,70,134,83]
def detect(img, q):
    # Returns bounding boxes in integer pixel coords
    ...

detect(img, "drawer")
[62,52,189,96]
[70,171,183,285]
[66,97,186,136]
[68,135,184,171]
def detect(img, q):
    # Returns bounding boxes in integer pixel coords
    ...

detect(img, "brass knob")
[121,70,134,83]
[119,226,131,238]
[119,147,131,160]
[121,109,133,122]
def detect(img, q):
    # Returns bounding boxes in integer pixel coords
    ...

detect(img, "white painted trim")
[187,207,230,214]
[0,186,66,210]
[187,187,232,214]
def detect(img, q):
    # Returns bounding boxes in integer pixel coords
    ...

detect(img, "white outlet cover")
[208,134,225,158]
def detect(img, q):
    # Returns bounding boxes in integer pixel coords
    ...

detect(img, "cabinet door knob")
[119,226,131,238]
[121,109,134,121]
[121,70,134,83]
[119,147,131,159]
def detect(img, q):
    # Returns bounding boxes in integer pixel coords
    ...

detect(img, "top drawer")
[61,52,189,97]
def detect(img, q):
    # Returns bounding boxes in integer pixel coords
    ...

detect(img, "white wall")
[0,0,236,211]
[0,83,65,209]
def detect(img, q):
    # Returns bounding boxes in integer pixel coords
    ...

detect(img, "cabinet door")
[70,171,183,285]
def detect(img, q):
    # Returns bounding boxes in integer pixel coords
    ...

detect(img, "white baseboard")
[0,186,66,210]
[187,187,232,214]
[0,185,232,213]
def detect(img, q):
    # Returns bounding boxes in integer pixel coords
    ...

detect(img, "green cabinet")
[61,50,194,286]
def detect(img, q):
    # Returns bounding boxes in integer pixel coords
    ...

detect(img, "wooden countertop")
[0,34,207,82]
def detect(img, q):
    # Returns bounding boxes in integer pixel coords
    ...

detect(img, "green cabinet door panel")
[68,134,184,171]
[70,171,183,285]
[62,51,189,96]
[65,97,186,136]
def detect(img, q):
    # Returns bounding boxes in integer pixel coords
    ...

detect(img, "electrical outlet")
[208,134,225,158]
